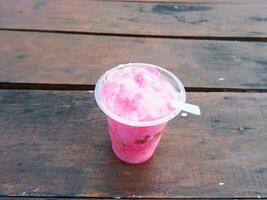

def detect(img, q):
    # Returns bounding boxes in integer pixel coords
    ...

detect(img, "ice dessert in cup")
[95,63,186,164]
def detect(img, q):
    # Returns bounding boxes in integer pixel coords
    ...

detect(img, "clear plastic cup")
[95,63,186,164]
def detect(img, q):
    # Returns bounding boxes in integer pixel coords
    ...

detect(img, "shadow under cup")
[95,63,186,164]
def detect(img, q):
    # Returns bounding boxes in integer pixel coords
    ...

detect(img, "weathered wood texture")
[0,0,267,37]
[0,90,266,198]
[109,0,264,2]
[109,0,266,2]
[0,199,101,200]
[0,198,128,200]
[0,199,105,200]
[1,31,267,89]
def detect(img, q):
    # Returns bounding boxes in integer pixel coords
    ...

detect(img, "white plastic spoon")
[172,101,201,115]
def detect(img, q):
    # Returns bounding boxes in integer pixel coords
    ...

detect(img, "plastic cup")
[95,63,186,164]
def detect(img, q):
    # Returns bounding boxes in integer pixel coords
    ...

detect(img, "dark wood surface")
[0,199,101,200]
[0,198,118,200]
[1,0,267,199]
[0,90,266,198]
[1,31,267,89]
[111,0,265,2]
[1,0,267,37]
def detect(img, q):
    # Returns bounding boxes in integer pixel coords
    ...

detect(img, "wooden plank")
[0,0,267,37]
[110,0,265,2]
[0,90,266,198]
[1,31,267,89]
[0,197,97,200]
[0,199,101,200]
[0,197,100,200]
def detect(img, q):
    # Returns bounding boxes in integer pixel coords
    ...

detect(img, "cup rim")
[94,63,186,127]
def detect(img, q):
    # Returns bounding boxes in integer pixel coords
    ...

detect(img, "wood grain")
[0,90,266,198]
[0,0,267,37]
[1,31,267,89]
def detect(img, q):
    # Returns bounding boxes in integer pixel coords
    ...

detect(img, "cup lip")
[94,63,186,127]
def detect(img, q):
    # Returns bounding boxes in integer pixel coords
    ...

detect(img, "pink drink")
[95,63,186,164]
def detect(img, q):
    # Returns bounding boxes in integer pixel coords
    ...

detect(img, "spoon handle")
[173,102,201,115]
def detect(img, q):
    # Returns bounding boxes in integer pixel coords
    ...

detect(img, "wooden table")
[0,0,266,199]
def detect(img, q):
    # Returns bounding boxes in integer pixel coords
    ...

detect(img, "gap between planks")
[1,29,267,42]
[0,82,267,93]
[0,196,197,199]
[0,195,195,199]
[93,0,267,4]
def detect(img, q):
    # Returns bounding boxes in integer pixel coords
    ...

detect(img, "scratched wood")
[0,0,267,37]
[0,90,266,198]
[1,31,267,89]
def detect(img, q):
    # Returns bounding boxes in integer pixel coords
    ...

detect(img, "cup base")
[111,143,155,164]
